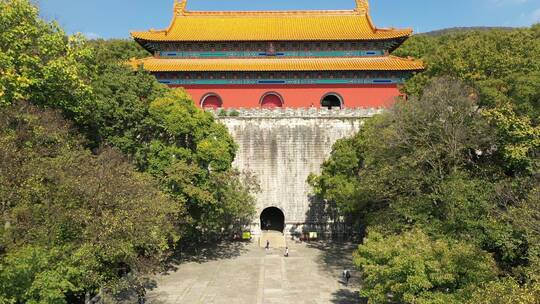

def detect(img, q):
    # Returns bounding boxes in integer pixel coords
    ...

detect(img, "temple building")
[131,0,423,109]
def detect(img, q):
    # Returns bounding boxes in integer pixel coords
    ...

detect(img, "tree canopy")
[0,0,256,301]
[0,102,180,303]
[396,27,540,173]
[355,229,498,304]
[311,26,540,303]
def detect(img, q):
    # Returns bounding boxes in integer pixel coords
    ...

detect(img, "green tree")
[78,28,256,242]
[88,39,149,62]
[468,278,540,304]
[311,77,539,300]
[144,89,255,239]
[0,0,256,244]
[311,78,497,233]
[0,102,180,302]
[505,187,540,281]
[354,229,498,304]
[0,0,93,117]
[396,27,540,173]
[0,0,257,301]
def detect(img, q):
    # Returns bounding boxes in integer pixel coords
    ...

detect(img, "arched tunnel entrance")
[260,207,285,232]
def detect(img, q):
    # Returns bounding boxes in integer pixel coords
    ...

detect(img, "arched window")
[260,92,284,109]
[200,93,223,109]
[321,93,344,109]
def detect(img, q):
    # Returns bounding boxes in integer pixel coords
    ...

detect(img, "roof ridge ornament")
[355,0,369,14]
[175,0,367,16]
[174,0,187,15]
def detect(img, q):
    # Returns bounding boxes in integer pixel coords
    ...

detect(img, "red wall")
[171,84,402,109]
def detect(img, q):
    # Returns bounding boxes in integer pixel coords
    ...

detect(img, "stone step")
[259,231,287,248]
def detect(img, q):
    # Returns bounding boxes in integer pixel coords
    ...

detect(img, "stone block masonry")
[213,108,382,236]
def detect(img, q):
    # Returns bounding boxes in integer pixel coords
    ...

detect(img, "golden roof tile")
[131,0,412,42]
[130,56,424,72]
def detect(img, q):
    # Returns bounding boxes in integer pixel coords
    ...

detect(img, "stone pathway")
[146,241,361,304]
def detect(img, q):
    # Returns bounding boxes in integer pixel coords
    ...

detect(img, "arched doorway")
[321,93,343,109]
[260,207,285,232]
[200,93,222,109]
[260,92,284,109]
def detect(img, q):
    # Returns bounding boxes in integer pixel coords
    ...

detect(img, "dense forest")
[0,0,256,302]
[420,26,517,37]
[310,26,540,303]
[1,0,540,302]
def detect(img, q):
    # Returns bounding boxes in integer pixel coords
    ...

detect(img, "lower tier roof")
[131,56,424,72]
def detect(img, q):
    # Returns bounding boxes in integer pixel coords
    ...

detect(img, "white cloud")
[82,32,101,40]
[490,0,528,6]
[532,8,540,22]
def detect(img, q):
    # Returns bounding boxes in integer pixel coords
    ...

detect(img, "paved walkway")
[146,241,362,304]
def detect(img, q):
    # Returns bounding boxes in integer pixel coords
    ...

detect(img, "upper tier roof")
[131,0,412,42]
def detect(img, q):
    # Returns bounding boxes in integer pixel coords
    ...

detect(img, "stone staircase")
[258,230,287,248]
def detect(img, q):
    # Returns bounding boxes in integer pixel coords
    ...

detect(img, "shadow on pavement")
[307,241,357,268]
[331,289,368,304]
[98,277,158,304]
[306,241,361,288]
[163,241,251,273]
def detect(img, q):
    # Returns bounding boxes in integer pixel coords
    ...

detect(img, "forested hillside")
[0,0,256,302]
[310,26,540,303]
[421,26,517,37]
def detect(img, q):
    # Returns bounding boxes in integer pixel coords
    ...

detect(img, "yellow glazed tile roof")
[130,56,424,72]
[131,0,412,42]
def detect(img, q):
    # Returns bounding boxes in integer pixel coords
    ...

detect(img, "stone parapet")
[208,107,384,119]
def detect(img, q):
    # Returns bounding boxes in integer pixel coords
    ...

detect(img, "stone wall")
[213,108,382,235]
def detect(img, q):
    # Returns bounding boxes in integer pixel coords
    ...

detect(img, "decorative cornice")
[209,107,384,119]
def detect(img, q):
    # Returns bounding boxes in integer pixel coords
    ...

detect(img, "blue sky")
[39,0,540,39]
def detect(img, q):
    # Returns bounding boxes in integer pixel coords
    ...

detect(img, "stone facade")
[213,108,382,236]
